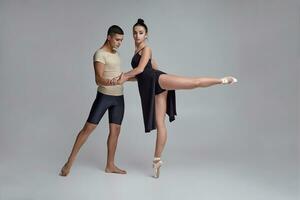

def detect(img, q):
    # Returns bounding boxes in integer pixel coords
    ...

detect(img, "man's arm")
[94,61,117,86]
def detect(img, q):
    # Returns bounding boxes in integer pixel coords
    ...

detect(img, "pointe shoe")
[153,158,163,178]
[221,76,238,84]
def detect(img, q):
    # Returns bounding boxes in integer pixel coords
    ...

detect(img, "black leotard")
[131,50,177,133]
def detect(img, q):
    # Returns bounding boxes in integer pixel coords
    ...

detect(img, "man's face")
[108,34,124,50]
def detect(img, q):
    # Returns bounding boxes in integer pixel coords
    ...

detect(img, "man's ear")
[107,35,112,41]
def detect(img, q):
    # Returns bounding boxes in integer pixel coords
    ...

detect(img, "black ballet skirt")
[131,52,177,133]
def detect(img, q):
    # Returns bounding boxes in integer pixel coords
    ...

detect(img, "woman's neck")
[135,42,146,51]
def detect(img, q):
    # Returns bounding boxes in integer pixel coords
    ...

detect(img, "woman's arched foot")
[153,158,163,178]
[105,165,127,174]
[221,76,238,84]
[59,163,72,176]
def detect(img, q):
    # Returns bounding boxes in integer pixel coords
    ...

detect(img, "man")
[60,25,127,176]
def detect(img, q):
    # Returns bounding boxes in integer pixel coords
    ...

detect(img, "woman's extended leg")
[159,74,236,90]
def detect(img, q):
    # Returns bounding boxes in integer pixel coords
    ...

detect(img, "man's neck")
[101,43,116,53]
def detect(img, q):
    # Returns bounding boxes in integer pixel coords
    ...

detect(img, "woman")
[117,19,237,178]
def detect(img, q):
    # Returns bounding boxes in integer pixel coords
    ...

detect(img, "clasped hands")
[109,72,128,85]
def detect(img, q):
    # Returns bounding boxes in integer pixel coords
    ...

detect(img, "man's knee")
[109,124,121,135]
[81,122,97,135]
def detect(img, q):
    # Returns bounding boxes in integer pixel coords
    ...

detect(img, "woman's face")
[133,25,147,44]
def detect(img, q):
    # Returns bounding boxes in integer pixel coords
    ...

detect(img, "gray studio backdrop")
[0,0,299,200]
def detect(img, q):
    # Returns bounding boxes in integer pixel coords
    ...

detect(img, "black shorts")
[87,92,124,125]
[155,70,166,95]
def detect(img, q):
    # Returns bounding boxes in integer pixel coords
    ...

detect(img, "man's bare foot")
[105,165,127,174]
[59,163,72,176]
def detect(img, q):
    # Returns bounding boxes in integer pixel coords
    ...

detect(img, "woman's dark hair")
[107,25,124,36]
[133,18,148,33]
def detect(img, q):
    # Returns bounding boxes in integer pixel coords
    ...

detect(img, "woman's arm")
[123,47,152,79]
[151,58,158,70]
[128,77,137,81]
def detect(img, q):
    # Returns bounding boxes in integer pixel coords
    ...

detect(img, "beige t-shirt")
[93,49,123,96]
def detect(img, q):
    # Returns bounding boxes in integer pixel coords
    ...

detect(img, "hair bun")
[137,18,144,24]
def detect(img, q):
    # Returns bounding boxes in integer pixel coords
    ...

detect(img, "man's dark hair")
[107,25,124,36]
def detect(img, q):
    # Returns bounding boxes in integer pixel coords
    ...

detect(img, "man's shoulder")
[93,49,108,59]
[94,48,104,55]
[95,48,120,56]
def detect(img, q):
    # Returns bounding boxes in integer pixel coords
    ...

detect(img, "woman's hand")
[109,75,119,85]
[116,73,128,85]
[109,73,127,85]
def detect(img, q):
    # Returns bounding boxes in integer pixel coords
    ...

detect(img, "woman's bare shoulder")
[141,46,152,58]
